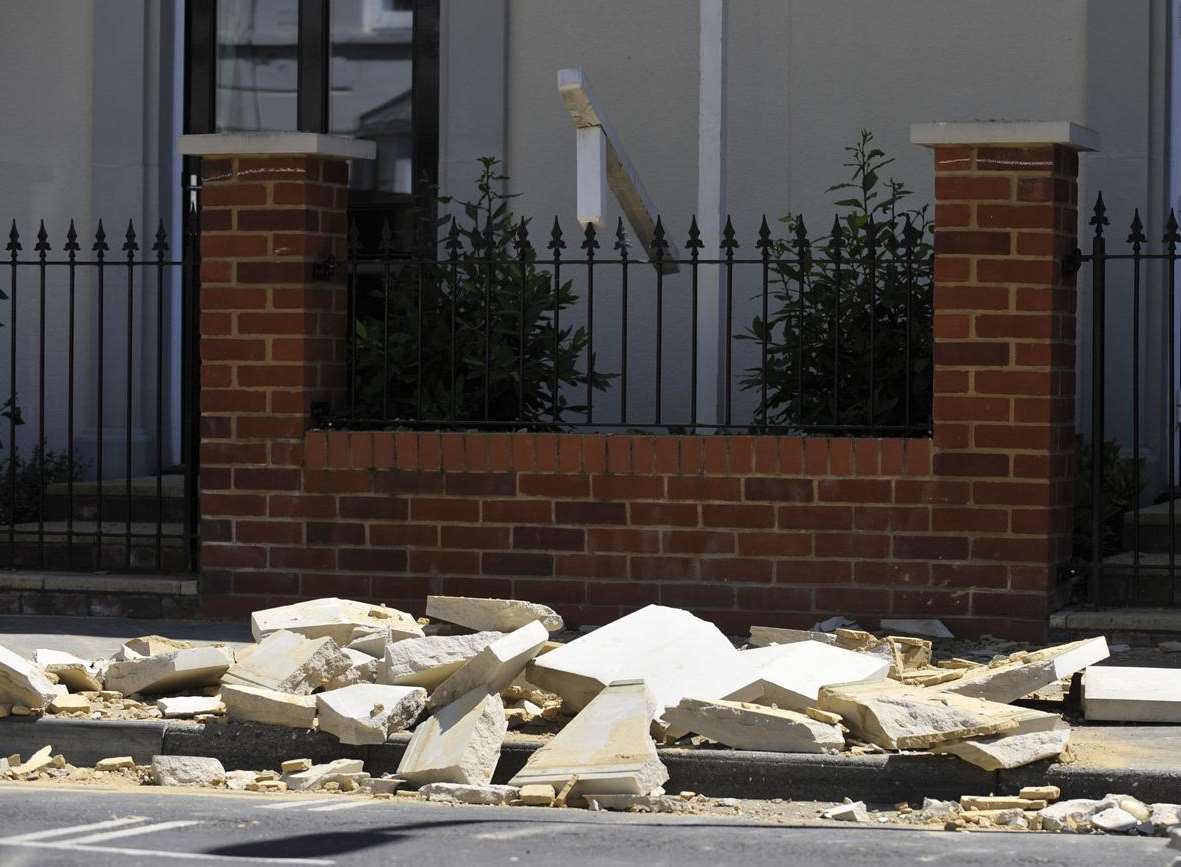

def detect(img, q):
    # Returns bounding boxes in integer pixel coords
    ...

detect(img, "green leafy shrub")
[351,158,610,426]
[1073,436,1144,560]
[740,130,933,433]
[0,444,86,526]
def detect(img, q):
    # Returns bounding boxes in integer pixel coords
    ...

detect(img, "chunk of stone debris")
[13,746,54,776]
[220,684,317,728]
[156,696,224,719]
[48,694,92,714]
[426,595,564,634]
[1020,785,1061,802]
[940,637,1109,704]
[663,697,844,753]
[369,777,403,795]
[32,650,104,692]
[594,794,689,813]
[252,597,423,645]
[419,782,520,805]
[879,619,954,639]
[920,798,961,820]
[961,795,1046,811]
[104,645,233,696]
[316,684,427,745]
[0,644,61,708]
[96,756,136,772]
[748,626,836,647]
[428,621,548,711]
[818,681,1028,750]
[1037,798,1123,832]
[510,679,668,798]
[121,636,192,659]
[822,801,869,822]
[221,630,349,695]
[1150,803,1181,831]
[725,641,891,712]
[224,770,257,790]
[324,648,381,690]
[517,783,557,807]
[805,707,843,726]
[283,758,366,792]
[398,689,507,786]
[1092,806,1139,833]
[378,632,505,690]
[152,755,225,787]
[936,725,1070,771]
[1083,665,1181,723]
[527,605,746,715]
[281,758,312,774]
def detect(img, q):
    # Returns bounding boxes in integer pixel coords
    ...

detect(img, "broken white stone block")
[818,681,1028,750]
[938,727,1071,771]
[1038,798,1113,832]
[282,759,366,791]
[252,597,423,646]
[14,745,54,776]
[1020,785,1061,802]
[426,595,564,634]
[942,637,1109,704]
[526,605,743,716]
[428,621,548,711]
[418,782,520,805]
[156,696,224,719]
[510,679,668,798]
[1152,804,1181,831]
[316,684,426,745]
[397,689,507,786]
[122,636,193,658]
[663,697,844,753]
[220,684,317,728]
[32,650,104,692]
[221,630,349,695]
[724,641,891,712]
[878,619,953,639]
[822,801,869,822]
[225,770,257,791]
[152,755,225,787]
[593,794,689,813]
[748,626,836,647]
[920,798,961,820]
[324,648,380,690]
[95,756,136,772]
[378,631,505,690]
[1092,806,1139,833]
[517,783,557,806]
[1083,666,1181,723]
[48,694,92,714]
[103,646,233,697]
[0,645,61,708]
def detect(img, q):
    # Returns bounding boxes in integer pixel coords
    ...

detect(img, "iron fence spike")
[64,219,80,255]
[1128,209,1146,248]
[34,220,50,255]
[93,219,109,257]
[1167,209,1181,249]
[123,219,138,255]
[153,219,169,255]
[6,220,20,255]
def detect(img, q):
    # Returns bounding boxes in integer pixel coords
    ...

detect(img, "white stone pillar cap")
[178,132,376,160]
[910,121,1099,152]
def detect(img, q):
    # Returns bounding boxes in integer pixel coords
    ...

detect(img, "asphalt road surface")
[0,785,1172,867]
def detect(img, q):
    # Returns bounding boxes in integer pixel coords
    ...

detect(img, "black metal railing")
[1074,193,1181,607]
[2,198,200,573]
[335,214,934,437]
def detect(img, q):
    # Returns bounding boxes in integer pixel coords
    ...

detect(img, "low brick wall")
[198,430,1051,640]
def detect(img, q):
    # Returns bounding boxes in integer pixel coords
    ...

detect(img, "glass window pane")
[331,0,414,195]
[216,0,299,133]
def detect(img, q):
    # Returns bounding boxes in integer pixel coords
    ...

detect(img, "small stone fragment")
[419,782,520,805]
[281,758,312,774]
[33,650,104,692]
[13,746,53,776]
[368,778,403,795]
[822,801,869,822]
[96,756,136,772]
[1019,785,1061,802]
[121,636,192,658]
[426,595,564,634]
[1092,806,1139,833]
[225,770,257,790]
[220,684,317,728]
[517,783,556,807]
[594,794,689,813]
[283,759,366,792]
[10,704,32,716]
[156,696,224,718]
[316,684,426,745]
[805,707,843,726]
[960,795,1046,811]
[152,755,226,787]
[48,694,91,714]
[252,597,423,645]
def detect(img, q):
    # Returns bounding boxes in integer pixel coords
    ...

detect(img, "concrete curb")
[3,717,1176,804]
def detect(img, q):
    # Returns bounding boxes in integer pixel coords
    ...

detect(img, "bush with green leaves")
[740,130,933,432]
[351,158,610,427]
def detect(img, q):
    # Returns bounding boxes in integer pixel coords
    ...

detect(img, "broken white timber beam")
[558,67,680,273]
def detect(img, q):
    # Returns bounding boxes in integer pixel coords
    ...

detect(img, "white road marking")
[257,799,331,810]
[67,819,201,844]
[2,841,335,864]
[305,800,376,813]
[475,827,569,841]
[0,816,148,843]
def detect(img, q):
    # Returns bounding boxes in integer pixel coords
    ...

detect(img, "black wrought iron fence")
[335,213,934,437]
[2,204,199,573]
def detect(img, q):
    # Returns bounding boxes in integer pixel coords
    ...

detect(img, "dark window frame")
[183,0,440,248]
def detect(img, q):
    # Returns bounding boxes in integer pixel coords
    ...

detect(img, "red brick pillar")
[915,122,1097,633]
[178,134,374,615]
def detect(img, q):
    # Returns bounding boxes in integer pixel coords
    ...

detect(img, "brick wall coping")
[178,132,377,160]
[306,430,933,478]
[910,121,1099,152]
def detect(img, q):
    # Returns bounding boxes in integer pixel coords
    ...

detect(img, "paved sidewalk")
[0,615,252,660]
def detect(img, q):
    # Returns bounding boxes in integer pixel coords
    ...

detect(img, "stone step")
[40,474,186,523]
[0,570,198,618]
[1121,499,1181,554]
[0,521,189,572]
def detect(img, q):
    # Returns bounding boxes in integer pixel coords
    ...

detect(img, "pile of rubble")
[0,596,1177,829]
